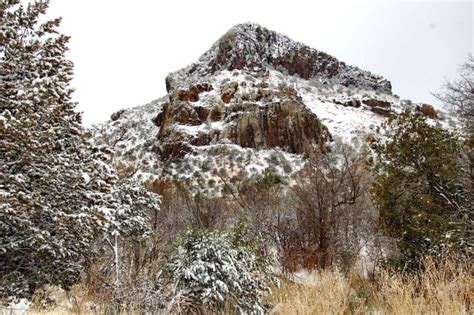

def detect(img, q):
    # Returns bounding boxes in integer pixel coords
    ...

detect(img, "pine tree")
[369,110,472,269]
[0,0,116,301]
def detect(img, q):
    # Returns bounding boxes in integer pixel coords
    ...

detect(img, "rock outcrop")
[154,82,330,160]
[418,104,438,119]
[362,99,392,116]
[149,23,400,160]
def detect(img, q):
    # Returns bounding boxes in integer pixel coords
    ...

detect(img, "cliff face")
[154,79,330,160]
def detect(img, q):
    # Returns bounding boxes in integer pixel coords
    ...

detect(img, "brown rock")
[188,85,200,102]
[362,99,392,116]
[169,85,203,103]
[221,82,239,103]
[160,142,191,160]
[155,87,330,160]
[178,107,190,124]
[194,106,210,122]
[189,109,201,125]
[222,94,231,104]
[222,100,329,155]
[419,104,437,119]
[209,105,223,121]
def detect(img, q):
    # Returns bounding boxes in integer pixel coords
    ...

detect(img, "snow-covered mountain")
[92,22,446,194]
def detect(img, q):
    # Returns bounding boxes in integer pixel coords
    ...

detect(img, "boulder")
[419,104,437,119]
[221,82,239,103]
[362,98,392,116]
[169,83,213,103]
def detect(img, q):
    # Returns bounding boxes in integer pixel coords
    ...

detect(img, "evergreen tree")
[163,227,273,314]
[103,178,160,286]
[369,111,472,269]
[0,0,116,300]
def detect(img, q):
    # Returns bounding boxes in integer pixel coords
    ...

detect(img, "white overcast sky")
[44,0,472,125]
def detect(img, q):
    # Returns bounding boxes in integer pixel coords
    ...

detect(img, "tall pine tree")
[0,0,117,300]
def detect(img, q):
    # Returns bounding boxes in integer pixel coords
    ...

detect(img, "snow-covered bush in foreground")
[163,227,273,314]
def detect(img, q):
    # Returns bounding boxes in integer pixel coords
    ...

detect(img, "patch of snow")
[2,299,30,315]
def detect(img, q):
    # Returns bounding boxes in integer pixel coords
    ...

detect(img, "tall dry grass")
[270,271,355,314]
[270,257,473,315]
[9,257,472,314]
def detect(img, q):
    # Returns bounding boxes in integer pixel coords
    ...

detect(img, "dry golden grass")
[270,258,473,315]
[11,258,472,314]
[270,271,355,314]
[372,258,473,314]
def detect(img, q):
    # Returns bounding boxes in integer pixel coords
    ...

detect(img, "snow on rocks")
[91,23,452,195]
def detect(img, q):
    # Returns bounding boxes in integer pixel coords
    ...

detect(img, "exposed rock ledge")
[154,85,330,160]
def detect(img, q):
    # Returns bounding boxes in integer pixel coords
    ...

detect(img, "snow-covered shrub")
[106,178,160,241]
[163,227,273,314]
[268,151,281,165]
[83,179,161,312]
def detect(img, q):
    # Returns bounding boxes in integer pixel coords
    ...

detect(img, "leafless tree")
[215,143,383,273]
[435,55,474,128]
[435,55,473,239]
[288,144,378,270]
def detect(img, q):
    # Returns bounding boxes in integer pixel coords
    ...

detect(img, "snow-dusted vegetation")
[1,1,472,314]
[163,227,274,314]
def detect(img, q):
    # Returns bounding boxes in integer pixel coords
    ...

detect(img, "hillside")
[92,22,444,194]
[3,1,471,312]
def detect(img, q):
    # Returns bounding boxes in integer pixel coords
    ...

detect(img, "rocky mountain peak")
[166,22,392,94]
[94,23,444,194]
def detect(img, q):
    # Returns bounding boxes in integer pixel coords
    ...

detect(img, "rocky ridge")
[166,23,392,93]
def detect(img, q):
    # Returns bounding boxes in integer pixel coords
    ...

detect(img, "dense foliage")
[106,178,160,241]
[369,111,472,268]
[0,0,117,300]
